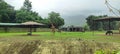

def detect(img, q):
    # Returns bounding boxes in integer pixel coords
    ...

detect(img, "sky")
[4,0,120,26]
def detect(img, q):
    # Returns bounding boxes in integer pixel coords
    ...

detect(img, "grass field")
[0,31,120,54]
[0,31,120,43]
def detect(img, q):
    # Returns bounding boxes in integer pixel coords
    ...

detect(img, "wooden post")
[119,21,120,34]
[28,26,32,36]
[4,27,8,32]
[34,28,37,32]
[30,27,32,35]
[108,20,111,35]
[119,28,120,34]
[108,20,111,31]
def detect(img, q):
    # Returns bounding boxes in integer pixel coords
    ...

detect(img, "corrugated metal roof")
[94,17,120,21]
[0,21,45,26]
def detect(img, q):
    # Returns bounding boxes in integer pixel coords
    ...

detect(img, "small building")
[61,26,85,32]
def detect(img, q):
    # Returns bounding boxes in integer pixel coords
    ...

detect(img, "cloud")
[5,0,24,9]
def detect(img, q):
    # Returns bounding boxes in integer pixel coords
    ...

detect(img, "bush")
[94,50,119,54]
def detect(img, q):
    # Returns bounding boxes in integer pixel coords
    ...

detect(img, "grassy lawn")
[0,31,120,43]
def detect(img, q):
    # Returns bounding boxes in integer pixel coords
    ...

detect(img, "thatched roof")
[21,21,44,25]
[94,17,120,21]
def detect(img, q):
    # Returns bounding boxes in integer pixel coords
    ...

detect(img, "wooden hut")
[61,26,85,32]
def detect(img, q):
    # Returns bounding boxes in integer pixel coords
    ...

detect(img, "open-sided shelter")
[94,17,120,35]
[21,21,45,35]
[0,21,45,35]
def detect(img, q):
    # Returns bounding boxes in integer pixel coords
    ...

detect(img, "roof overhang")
[0,22,45,28]
[94,17,120,21]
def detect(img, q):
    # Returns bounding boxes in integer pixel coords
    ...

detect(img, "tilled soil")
[0,39,120,54]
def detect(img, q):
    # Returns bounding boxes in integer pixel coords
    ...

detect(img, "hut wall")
[61,27,84,32]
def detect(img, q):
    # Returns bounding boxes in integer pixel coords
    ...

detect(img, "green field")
[0,31,120,54]
[0,31,120,43]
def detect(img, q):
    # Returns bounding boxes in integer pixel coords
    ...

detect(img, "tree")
[86,15,99,30]
[16,0,42,23]
[21,0,32,11]
[86,15,107,30]
[86,15,117,31]
[83,24,90,31]
[40,18,50,27]
[16,10,42,23]
[48,11,64,28]
[98,22,103,31]
[0,0,15,23]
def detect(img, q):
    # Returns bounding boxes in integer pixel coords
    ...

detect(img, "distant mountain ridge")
[63,15,86,27]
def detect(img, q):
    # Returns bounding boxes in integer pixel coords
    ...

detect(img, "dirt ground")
[0,39,120,54]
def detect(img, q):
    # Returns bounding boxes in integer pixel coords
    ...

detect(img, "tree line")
[1,0,118,30]
[0,0,64,28]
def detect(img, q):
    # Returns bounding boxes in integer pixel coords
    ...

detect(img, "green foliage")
[16,10,42,23]
[21,0,32,11]
[98,22,103,31]
[83,24,90,31]
[115,22,120,30]
[15,0,42,23]
[94,50,119,54]
[0,0,42,23]
[0,0,15,23]
[0,0,64,28]
[86,15,117,31]
[86,15,100,30]
[41,11,65,28]
[47,11,65,28]
[41,18,50,27]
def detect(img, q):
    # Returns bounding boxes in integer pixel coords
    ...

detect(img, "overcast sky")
[4,0,120,26]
